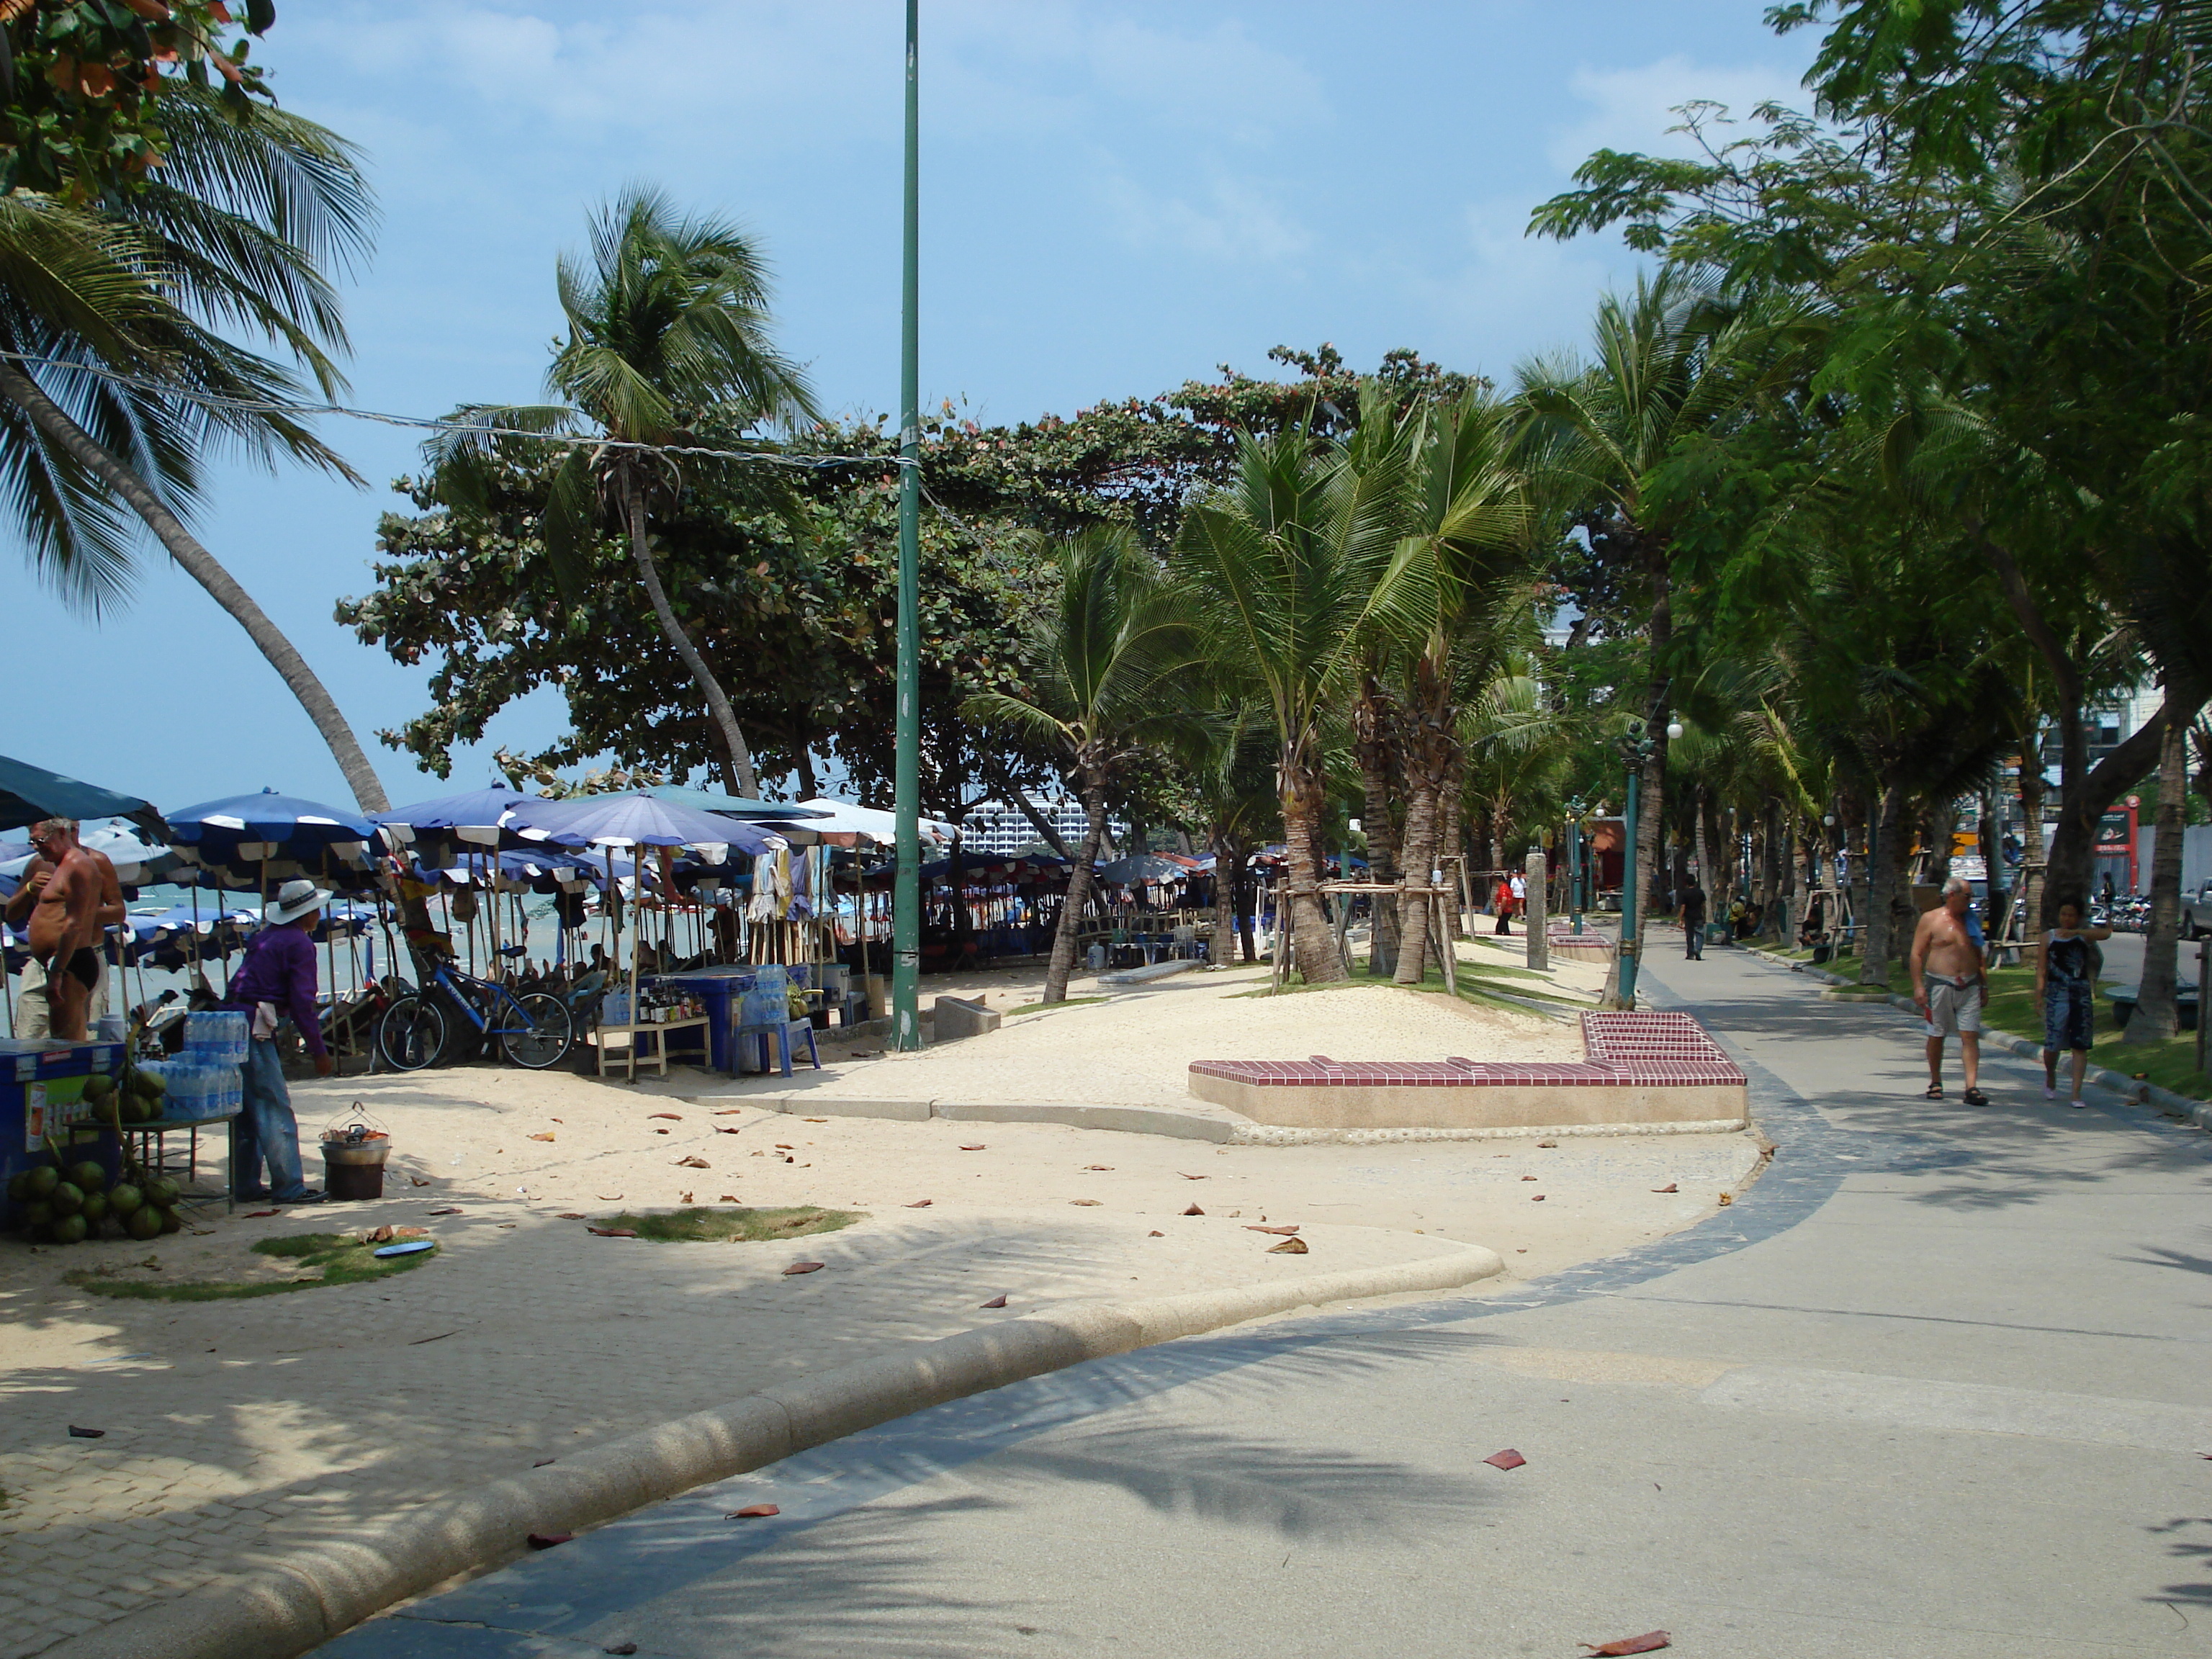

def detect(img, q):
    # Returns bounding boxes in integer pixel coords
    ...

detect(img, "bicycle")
[377,957,574,1072]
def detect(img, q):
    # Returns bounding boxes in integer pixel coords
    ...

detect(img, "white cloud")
[1548,54,1809,172]
[1098,163,1312,264]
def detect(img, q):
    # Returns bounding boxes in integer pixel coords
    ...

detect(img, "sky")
[2,1,1820,817]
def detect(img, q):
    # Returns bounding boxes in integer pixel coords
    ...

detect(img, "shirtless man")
[15,819,102,1038]
[1909,874,1989,1106]
[6,820,125,1038]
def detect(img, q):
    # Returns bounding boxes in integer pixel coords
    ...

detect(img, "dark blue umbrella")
[166,788,386,886]
[644,784,832,819]
[0,753,167,838]
[374,786,536,844]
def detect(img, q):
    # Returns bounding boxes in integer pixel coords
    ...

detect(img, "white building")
[960,796,1128,857]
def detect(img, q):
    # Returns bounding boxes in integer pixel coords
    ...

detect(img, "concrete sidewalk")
[320,942,2212,1658]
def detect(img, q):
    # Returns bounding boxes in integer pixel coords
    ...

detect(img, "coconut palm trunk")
[1043,779,1110,1002]
[2124,714,2190,1043]
[1280,760,1345,983]
[624,487,760,799]
[1393,781,1444,985]
[0,358,390,813]
[1353,675,1401,974]
[1859,781,1907,985]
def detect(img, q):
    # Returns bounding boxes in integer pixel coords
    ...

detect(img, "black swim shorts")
[66,946,99,990]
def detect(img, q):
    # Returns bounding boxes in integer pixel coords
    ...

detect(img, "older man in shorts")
[1909,874,1989,1106]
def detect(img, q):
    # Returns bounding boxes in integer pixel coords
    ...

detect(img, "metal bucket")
[320,1125,391,1202]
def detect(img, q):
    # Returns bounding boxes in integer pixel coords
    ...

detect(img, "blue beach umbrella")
[165,788,385,889]
[505,791,778,856]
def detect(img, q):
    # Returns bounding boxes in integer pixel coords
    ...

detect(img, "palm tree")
[429,187,817,798]
[1516,270,1777,933]
[0,88,392,809]
[962,526,1202,1003]
[1173,417,1425,984]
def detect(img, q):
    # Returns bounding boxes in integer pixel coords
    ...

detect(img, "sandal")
[1963,1088,1990,1107]
[1923,1084,1944,1100]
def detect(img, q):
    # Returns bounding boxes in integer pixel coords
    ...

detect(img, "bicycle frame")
[428,963,541,1038]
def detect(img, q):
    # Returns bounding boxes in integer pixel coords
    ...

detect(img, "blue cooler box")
[1,1038,126,1190]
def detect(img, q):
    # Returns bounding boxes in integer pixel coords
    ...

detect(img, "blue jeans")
[240,1038,309,1198]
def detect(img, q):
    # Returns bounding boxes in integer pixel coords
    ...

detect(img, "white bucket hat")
[265,878,331,926]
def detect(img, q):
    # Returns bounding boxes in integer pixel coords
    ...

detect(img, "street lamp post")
[1565,796,1587,935]
[891,0,922,1051]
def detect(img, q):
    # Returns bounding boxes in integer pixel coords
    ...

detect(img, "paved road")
[323,947,2212,1658]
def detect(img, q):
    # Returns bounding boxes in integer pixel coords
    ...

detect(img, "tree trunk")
[1860,782,1907,986]
[2045,699,2180,926]
[1042,780,1108,1003]
[1211,831,1240,968]
[1394,781,1442,985]
[0,358,392,812]
[1353,679,1401,974]
[1691,788,1711,915]
[1280,760,1344,983]
[1441,757,1468,940]
[2126,711,2190,1043]
[1636,577,1673,922]
[624,487,761,800]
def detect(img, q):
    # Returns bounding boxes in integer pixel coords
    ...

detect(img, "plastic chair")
[735,1017,822,1077]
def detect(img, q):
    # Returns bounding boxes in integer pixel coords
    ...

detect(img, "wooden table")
[590,1015,711,1082]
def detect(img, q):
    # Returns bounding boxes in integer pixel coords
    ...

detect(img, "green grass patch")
[66,1233,436,1301]
[592,1205,862,1244]
[1006,996,1110,1016]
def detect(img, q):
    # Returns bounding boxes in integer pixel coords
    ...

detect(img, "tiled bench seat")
[1186,1011,1746,1131]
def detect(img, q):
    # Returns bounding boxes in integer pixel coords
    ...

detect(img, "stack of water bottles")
[738,963,790,1031]
[166,1010,247,1122]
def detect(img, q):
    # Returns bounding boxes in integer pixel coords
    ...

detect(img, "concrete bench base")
[1188,1011,1746,1131]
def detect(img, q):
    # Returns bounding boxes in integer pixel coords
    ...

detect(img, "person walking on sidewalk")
[220,879,335,1203]
[1910,875,1989,1105]
[2036,896,2111,1109]
[1681,876,1708,960]
[1493,873,1514,935]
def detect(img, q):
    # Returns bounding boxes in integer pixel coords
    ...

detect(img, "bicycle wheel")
[502,992,574,1070]
[378,995,447,1072]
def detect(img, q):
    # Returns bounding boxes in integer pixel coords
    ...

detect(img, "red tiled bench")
[1546,929,1614,962]
[1186,1011,1745,1131]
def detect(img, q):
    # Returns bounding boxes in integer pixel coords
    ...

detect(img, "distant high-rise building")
[959,796,1128,856]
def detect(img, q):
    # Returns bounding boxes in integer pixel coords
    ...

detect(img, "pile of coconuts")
[6,1062,186,1244]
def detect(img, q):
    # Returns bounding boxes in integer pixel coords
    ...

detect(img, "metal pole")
[891,0,924,1051]
[1619,755,1642,1009]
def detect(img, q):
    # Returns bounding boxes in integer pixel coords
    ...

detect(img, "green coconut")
[25,1166,58,1199]
[69,1161,107,1194]
[50,1213,88,1245]
[78,1190,109,1226]
[107,1184,143,1219]
[144,1177,179,1208]
[22,1199,53,1230]
[124,1206,163,1242]
[82,1073,114,1104]
[49,1181,84,1217]
[155,1206,181,1235]
[6,1172,29,1204]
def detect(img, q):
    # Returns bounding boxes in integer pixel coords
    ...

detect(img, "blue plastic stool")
[735,1018,822,1078]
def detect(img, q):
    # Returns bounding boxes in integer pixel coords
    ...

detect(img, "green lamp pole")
[1565,796,1587,935]
[1616,725,1654,1008]
[891,0,922,1051]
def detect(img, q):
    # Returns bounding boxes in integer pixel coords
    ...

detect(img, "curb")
[48,1246,1504,1659]
[1779,958,2212,1133]
[686,1090,1248,1142]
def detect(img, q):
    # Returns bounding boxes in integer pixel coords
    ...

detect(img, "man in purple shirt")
[222,878,336,1203]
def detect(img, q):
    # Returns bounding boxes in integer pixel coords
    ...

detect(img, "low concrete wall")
[1186,1071,1747,1130]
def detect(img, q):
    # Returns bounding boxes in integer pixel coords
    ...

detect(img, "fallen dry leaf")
[721,1195,739,1202]
[980,1294,1008,1308]
[1581,1634,1669,1656]
[557,1213,586,1220]
[905,1199,932,1208]
[367,1225,394,1244]
[525,1532,572,1550]
[783,1261,824,1275]
[1085,1165,1113,1171]
[1483,1448,1527,1470]
[1537,1141,1558,1148]
[1521,1175,1538,1182]
[1246,1224,1299,1236]
[606,1645,638,1657]
[596,1194,623,1200]
[680,1192,694,1204]
[1267,1237,1309,1254]
[1148,1230,1164,1237]
[1718,1192,1734,1206]
[653,1128,670,1136]
[588,1227,638,1238]
[675,1156,710,1169]
[727,1503,780,1519]
[803,1118,827,1123]
[1179,1173,1208,1180]
[410,1177,431,1187]
[714,1125,743,1134]
[1183,1204,1205,1215]
[533,1457,556,1467]
[527,1132,555,1143]
[1531,1195,1547,1202]
[959,1144,986,1151]
[713,1108,745,1115]
[1652,1183,1678,1194]
[648,1112,682,1120]
[428,1206,464,1215]
[68,1425,104,1439]
[245,1209,279,1218]
[1071,1199,1102,1206]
